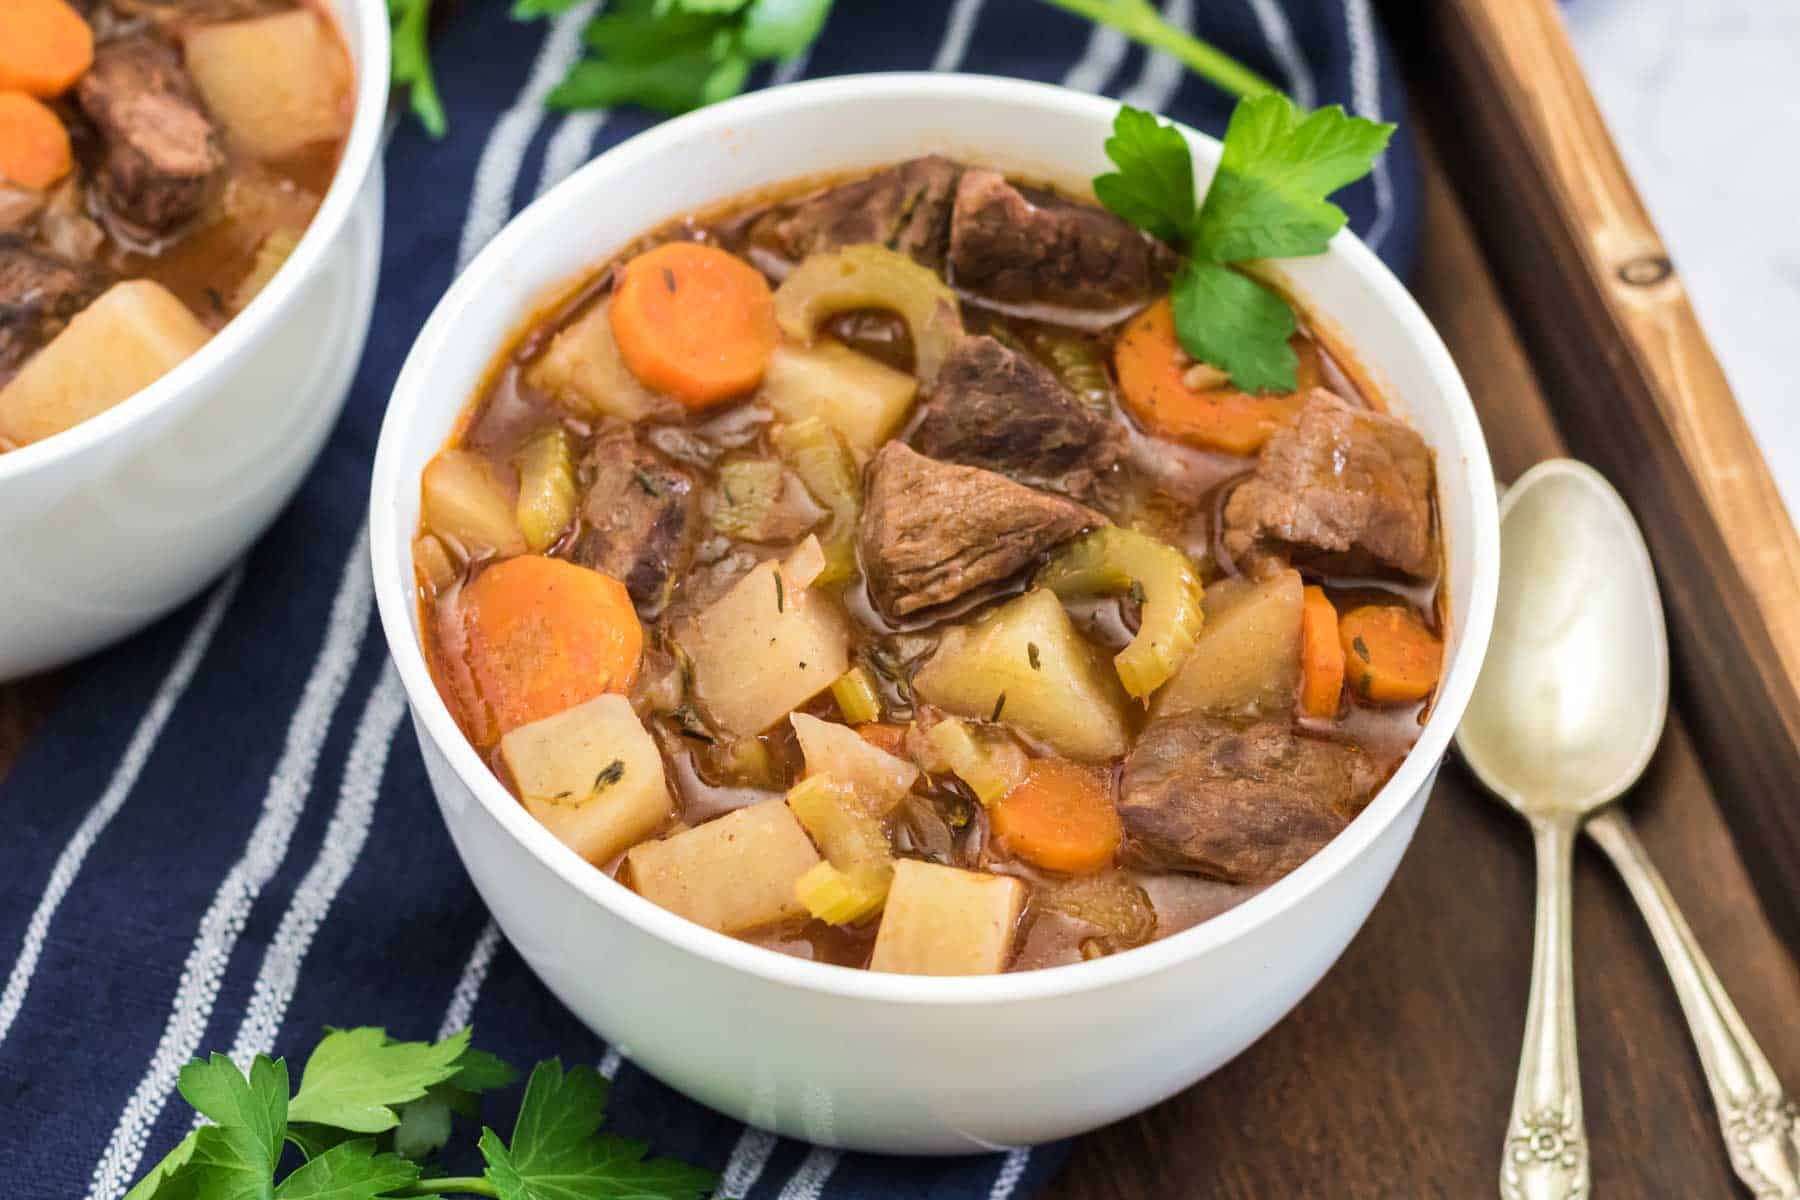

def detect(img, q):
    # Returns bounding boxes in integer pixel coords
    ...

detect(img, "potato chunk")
[761,339,917,462]
[526,299,661,422]
[677,538,850,736]
[624,799,821,934]
[185,11,352,160]
[913,587,1131,762]
[1153,569,1304,719]
[0,280,209,447]
[501,693,672,866]
[790,712,917,811]
[869,860,1026,976]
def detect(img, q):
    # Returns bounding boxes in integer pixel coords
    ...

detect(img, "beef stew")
[415,157,1446,977]
[0,0,353,452]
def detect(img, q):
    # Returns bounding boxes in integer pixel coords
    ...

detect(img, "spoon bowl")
[1459,458,1669,817]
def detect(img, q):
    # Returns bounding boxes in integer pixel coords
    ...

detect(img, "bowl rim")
[371,71,1499,1007]
[0,0,392,483]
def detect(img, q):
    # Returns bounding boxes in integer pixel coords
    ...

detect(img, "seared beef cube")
[948,169,1165,311]
[859,442,1099,617]
[568,425,697,616]
[1119,714,1381,883]
[913,335,1123,499]
[0,236,107,374]
[762,156,961,269]
[76,36,226,238]
[1223,390,1436,578]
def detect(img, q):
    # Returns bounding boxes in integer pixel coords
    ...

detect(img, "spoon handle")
[1587,806,1800,1198]
[1502,814,1590,1200]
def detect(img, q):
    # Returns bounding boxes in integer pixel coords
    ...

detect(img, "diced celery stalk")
[925,718,1025,807]
[512,425,579,553]
[794,861,891,926]
[830,666,881,724]
[785,775,892,871]
[1037,527,1207,698]
[772,244,964,382]
[773,417,860,585]
[710,459,787,541]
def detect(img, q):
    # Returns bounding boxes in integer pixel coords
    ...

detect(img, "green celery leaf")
[273,1140,420,1200]
[1172,260,1297,394]
[548,54,723,114]
[389,0,446,138]
[123,1132,199,1200]
[286,1028,469,1134]
[178,1054,289,1169]
[671,0,754,12]
[1193,93,1394,263]
[479,1061,715,1200]
[392,1089,455,1161]
[1092,106,1198,246]
[177,1122,285,1200]
[450,1045,521,1094]
[284,1124,359,1162]
[582,8,733,62]
[739,0,835,60]
[511,0,588,17]
[701,55,753,106]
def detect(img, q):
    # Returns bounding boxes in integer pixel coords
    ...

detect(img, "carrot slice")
[453,555,643,745]
[0,0,93,99]
[0,91,72,189]
[1114,296,1322,455]
[1339,604,1443,705]
[991,759,1121,875]
[609,242,778,409]
[1299,585,1345,718]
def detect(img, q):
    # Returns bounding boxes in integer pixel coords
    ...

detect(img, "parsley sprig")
[125,1027,714,1200]
[1094,97,1394,392]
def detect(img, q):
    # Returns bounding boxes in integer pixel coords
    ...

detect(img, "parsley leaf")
[272,1139,420,1200]
[1094,97,1392,393]
[1092,106,1197,245]
[1193,94,1396,263]
[389,0,446,139]
[287,1027,470,1133]
[479,1060,715,1200]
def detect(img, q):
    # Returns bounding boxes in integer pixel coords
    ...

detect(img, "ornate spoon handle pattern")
[1587,806,1800,1199]
[1501,813,1590,1200]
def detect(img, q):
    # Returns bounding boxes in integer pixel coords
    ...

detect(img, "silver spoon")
[1457,458,1800,1199]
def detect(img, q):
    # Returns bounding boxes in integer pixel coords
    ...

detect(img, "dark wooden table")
[6,1,1797,1196]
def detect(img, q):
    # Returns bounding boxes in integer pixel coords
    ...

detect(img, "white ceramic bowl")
[371,73,1499,1154]
[0,0,389,681]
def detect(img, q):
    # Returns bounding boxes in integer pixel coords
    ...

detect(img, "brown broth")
[419,163,1447,973]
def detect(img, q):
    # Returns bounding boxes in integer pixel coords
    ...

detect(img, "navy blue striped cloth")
[0,3,1419,1197]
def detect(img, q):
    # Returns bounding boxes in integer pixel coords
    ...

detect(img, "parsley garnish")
[990,692,1007,723]
[1352,635,1371,663]
[632,468,662,498]
[1027,642,1041,671]
[1094,98,1393,393]
[773,570,785,613]
[595,759,626,790]
[124,1028,710,1200]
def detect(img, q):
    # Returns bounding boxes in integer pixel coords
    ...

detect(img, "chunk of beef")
[913,335,1124,499]
[111,0,287,27]
[859,442,1100,617]
[948,168,1166,311]
[568,425,697,616]
[0,236,107,374]
[761,156,961,269]
[1223,390,1436,578]
[1119,714,1382,883]
[76,35,226,239]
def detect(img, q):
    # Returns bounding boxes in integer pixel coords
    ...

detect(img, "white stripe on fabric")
[1117,0,1194,111]
[599,1046,623,1080]
[930,0,987,72]
[0,568,243,1050]
[537,111,610,200]
[770,46,815,88]
[712,1129,777,1200]
[436,919,502,1041]
[1244,0,1317,110]
[1062,22,1130,93]
[1342,0,1393,251]
[218,666,409,1073]
[457,0,603,271]
[89,531,375,1200]
[989,1147,1031,1199]
[775,1147,840,1200]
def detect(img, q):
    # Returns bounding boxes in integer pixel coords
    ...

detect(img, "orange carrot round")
[455,555,642,744]
[1113,296,1321,455]
[609,242,777,409]
[0,0,93,99]
[991,759,1121,875]
[1299,585,1345,718]
[0,91,72,190]
[1339,604,1443,705]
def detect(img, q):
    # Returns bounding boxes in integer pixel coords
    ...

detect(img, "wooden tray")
[5,1,1796,1195]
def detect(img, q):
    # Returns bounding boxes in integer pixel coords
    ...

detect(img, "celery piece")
[925,718,1026,807]
[785,775,891,871]
[830,666,882,725]
[512,425,579,553]
[773,417,860,586]
[772,245,964,382]
[1036,526,1206,698]
[794,861,891,926]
